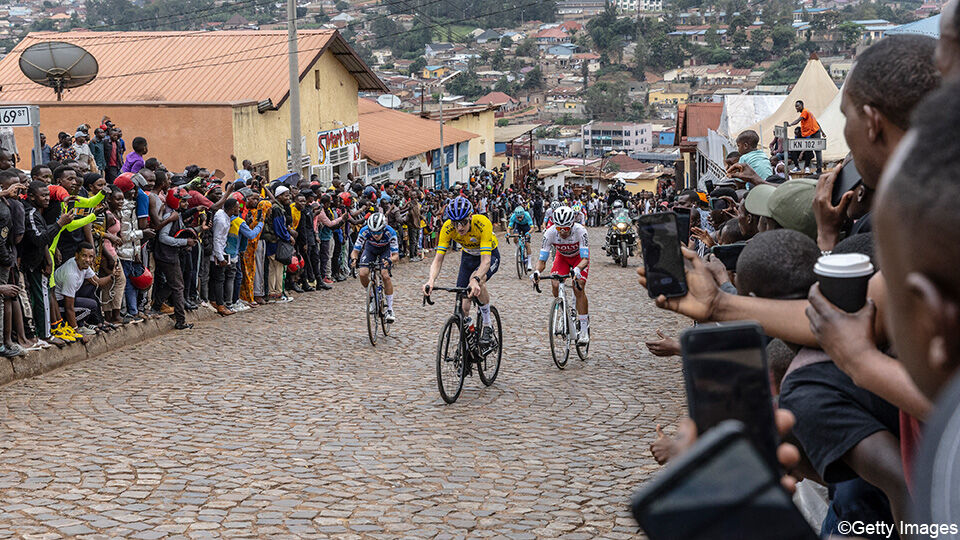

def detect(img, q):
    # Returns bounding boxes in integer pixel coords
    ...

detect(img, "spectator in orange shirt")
[789,100,824,175]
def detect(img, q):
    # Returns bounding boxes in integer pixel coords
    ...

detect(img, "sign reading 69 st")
[0,106,36,127]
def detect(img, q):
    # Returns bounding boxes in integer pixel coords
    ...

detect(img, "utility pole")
[287,0,303,176]
[437,70,462,189]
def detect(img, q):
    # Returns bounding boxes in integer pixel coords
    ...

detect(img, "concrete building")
[582,121,653,157]
[1,30,387,181]
[359,99,479,188]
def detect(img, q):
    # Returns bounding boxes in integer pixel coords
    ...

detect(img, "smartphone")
[630,420,818,540]
[704,179,715,194]
[674,207,691,245]
[710,242,747,271]
[638,212,688,298]
[680,322,779,470]
[709,198,728,211]
[831,158,863,206]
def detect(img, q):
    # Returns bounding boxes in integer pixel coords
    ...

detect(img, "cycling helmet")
[513,205,525,215]
[553,206,576,227]
[612,200,624,209]
[550,201,561,210]
[571,202,583,214]
[366,212,387,232]
[445,196,473,221]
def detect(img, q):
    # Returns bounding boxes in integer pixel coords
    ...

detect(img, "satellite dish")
[19,41,99,101]
[377,94,402,109]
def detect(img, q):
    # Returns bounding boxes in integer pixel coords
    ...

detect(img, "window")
[315,70,321,90]
[251,161,269,181]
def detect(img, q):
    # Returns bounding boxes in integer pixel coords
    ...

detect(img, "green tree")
[515,38,537,58]
[770,25,795,50]
[500,36,512,49]
[491,48,506,70]
[335,0,349,11]
[409,56,427,76]
[836,21,862,50]
[583,81,631,120]
[523,66,544,90]
[761,50,806,85]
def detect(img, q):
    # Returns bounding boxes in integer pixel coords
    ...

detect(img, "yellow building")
[1,30,386,181]
[648,87,689,105]
[422,65,451,79]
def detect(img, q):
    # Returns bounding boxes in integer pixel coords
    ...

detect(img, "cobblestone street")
[0,228,689,539]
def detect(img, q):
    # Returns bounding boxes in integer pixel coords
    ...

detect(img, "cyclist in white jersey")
[531,206,591,345]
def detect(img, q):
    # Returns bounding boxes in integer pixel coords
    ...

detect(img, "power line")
[10,0,430,55]
[4,0,548,89]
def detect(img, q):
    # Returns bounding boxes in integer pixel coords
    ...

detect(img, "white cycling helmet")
[366,212,387,232]
[553,206,576,227]
[612,200,624,209]
[550,201,561,210]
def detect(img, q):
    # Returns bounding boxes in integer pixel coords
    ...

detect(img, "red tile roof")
[358,98,478,165]
[475,91,518,105]
[0,30,386,105]
[534,27,568,39]
[677,103,723,139]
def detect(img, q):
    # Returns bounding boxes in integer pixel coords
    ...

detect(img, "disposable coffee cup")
[814,253,875,312]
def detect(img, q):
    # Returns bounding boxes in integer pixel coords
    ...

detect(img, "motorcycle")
[603,209,637,267]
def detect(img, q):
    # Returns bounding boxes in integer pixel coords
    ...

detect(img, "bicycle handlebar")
[532,273,582,293]
[422,286,478,307]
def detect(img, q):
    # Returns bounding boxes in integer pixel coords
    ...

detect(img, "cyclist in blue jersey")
[507,205,535,272]
[350,213,400,323]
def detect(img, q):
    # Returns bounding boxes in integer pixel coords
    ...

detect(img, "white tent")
[747,56,839,148]
[718,95,787,139]
[816,82,850,163]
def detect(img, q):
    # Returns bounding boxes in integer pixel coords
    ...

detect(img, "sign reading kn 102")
[788,138,827,151]
[0,106,33,127]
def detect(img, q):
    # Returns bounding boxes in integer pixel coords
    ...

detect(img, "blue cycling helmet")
[445,196,474,221]
[513,205,525,215]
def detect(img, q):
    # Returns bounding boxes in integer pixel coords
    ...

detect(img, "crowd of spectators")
[635,28,960,539]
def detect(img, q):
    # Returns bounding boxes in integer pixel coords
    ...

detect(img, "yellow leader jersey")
[437,214,498,256]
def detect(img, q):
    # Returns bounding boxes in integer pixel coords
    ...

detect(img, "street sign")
[788,138,827,151]
[773,125,786,139]
[0,105,36,127]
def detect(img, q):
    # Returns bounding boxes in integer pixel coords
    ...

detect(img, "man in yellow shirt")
[422,196,500,347]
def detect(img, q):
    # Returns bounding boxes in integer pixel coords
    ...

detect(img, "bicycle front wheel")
[379,286,391,337]
[576,318,590,361]
[549,298,570,369]
[366,282,378,346]
[436,316,466,404]
[516,244,524,279]
[477,306,502,386]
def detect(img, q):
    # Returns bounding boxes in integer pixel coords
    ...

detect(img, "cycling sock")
[386,294,394,310]
[579,314,589,332]
[479,303,491,326]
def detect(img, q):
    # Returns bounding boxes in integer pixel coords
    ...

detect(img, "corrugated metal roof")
[0,30,386,105]
[358,98,478,166]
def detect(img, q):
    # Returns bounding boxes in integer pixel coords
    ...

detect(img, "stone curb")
[0,307,219,388]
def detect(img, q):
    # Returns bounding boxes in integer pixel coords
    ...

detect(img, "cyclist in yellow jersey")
[423,196,501,347]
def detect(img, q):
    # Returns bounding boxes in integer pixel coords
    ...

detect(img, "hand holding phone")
[638,212,688,298]
[680,322,779,470]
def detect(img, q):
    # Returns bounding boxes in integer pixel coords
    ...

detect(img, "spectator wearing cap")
[121,137,147,175]
[72,131,96,173]
[113,174,152,322]
[743,179,819,241]
[153,188,195,329]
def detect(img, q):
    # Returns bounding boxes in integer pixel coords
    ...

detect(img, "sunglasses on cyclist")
[556,226,572,234]
[454,219,471,228]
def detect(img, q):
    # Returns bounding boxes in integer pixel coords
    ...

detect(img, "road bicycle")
[534,273,589,369]
[423,287,502,404]
[353,258,392,346]
[505,232,532,279]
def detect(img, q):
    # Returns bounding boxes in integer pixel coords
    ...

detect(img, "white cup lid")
[815,253,875,278]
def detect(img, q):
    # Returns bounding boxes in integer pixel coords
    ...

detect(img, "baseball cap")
[743,184,776,217]
[750,179,818,240]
